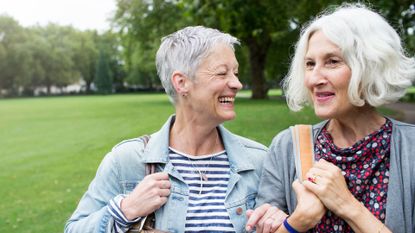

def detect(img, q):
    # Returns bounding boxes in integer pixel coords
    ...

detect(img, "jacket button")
[236,207,243,215]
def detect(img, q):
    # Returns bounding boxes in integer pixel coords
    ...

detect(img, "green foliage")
[0,15,29,95]
[72,30,99,92]
[27,24,78,93]
[0,1,413,98]
[113,0,414,99]
[94,49,113,94]
[0,15,121,97]
[114,0,191,88]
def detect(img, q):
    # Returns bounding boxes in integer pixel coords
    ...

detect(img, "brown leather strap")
[291,125,314,182]
[140,135,156,175]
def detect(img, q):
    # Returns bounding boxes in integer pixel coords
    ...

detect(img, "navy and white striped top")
[169,147,235,233]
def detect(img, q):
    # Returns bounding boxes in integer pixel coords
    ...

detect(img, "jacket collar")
[143,115,256,172]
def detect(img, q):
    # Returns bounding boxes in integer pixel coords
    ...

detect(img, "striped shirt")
[169,147,235,233]
[108,194,143,233]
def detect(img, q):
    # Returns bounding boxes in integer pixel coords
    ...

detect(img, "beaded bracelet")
[283,218,300,233]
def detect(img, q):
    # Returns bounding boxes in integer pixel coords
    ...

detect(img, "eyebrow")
[212,63,239,70]
[304,51,342,60]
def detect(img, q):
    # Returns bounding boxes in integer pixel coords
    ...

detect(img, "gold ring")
[308,174,317,183]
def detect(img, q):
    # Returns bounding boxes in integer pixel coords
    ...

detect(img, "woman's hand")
[304,159,357,219]
[287,179,326,232]
[120,172,171,220]
[304,159,393,233]
[245,204,287,233]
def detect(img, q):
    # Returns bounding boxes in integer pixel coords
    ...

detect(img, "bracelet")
[283,218,300,233]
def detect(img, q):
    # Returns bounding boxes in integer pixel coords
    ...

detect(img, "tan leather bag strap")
[140,135,155,176]
[290,124,314,182]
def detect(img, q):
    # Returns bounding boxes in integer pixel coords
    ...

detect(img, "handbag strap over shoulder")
[139,135,155,175]
[290,124,315,183]
[127,134,166,233]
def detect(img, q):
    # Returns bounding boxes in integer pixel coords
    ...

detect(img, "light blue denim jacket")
[65,116,267,233]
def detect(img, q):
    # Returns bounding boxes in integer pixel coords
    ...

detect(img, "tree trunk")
[85,80,91,93]
[247,37,270,99]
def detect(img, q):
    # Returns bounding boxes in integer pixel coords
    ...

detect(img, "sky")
[0,0,117,31]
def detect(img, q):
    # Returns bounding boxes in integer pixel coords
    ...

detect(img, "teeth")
[317,93,333,97]
[219,97,234,103]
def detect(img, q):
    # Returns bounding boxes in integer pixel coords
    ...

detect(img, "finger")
[246,209,254,219]
[314,159,338,172]
[257,206,280,233]
[258,206,278,226]
[271,210,288,231]
[303,178,321,195]
[245,203,271,232]
[262,218,273,233]
[265,211,284,233]
[292,179,304,193]
[156,196,168,208]
[158,188,171,197]
[158,180,171,189]
[149,172,169,180]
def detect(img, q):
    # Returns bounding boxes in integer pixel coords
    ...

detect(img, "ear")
[171,71,190,96]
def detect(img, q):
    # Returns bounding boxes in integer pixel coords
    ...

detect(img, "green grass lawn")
[0,93,396,232]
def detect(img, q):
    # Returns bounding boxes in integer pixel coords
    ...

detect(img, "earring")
[182,93,188,97]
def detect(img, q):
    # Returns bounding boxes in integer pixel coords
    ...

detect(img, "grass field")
[0,93,395,232]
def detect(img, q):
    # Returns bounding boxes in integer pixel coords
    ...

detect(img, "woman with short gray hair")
[247,3,415,233]
[65,26,267,233]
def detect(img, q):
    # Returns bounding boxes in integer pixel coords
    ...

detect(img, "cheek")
[337,73,351,93]
[303,74,311,87]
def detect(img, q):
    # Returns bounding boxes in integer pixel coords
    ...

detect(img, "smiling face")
[186,43,242,124]
[304,30,355,119]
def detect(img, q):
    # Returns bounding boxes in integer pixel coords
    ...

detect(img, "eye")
[305,60,315,70]
[325,55,345,68]
[234,72,239,77]
[327,58,340,65]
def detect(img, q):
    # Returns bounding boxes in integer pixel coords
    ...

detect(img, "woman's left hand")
[303,159,359,219]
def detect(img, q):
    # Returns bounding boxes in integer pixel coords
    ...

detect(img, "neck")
[326,106,386,148]
[170,111,223,156]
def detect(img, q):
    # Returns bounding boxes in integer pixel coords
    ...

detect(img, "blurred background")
[0,0,413,99]
[0,0,414,232]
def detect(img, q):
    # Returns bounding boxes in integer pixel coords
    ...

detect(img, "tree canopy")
[0,1,413,98]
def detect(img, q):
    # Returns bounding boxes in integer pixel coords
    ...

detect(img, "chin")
[221,112,237,122]
[314,108,335,120]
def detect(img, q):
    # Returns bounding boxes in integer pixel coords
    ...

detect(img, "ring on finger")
[308,174,318,183]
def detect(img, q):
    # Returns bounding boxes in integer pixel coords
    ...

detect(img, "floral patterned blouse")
[312,119,392,232]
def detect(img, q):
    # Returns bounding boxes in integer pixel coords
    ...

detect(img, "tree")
[99,31,125,92]
[114,0,191,89]
[113,0,414,99]
[0,15,31,96]
[94,48,113,94]
[72,30,99,93]
[28,24,78,94]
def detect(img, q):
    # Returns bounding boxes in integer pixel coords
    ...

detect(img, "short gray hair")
[156,26,240,103]
[283,3,415,111]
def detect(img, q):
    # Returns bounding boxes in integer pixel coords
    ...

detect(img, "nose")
[307,65,327,87]
[228,75,243,91]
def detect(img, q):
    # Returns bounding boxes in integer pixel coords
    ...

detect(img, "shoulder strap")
[139,135,155,176]
[290,124,315,183]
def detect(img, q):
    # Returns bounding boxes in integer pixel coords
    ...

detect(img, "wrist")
[283,218,300,233]
[109,194,142,226]
[120,196,139,221]
[337,197,364,221]
[286,213,311,232]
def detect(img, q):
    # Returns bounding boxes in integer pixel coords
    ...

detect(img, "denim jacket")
[65,116,267,233]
